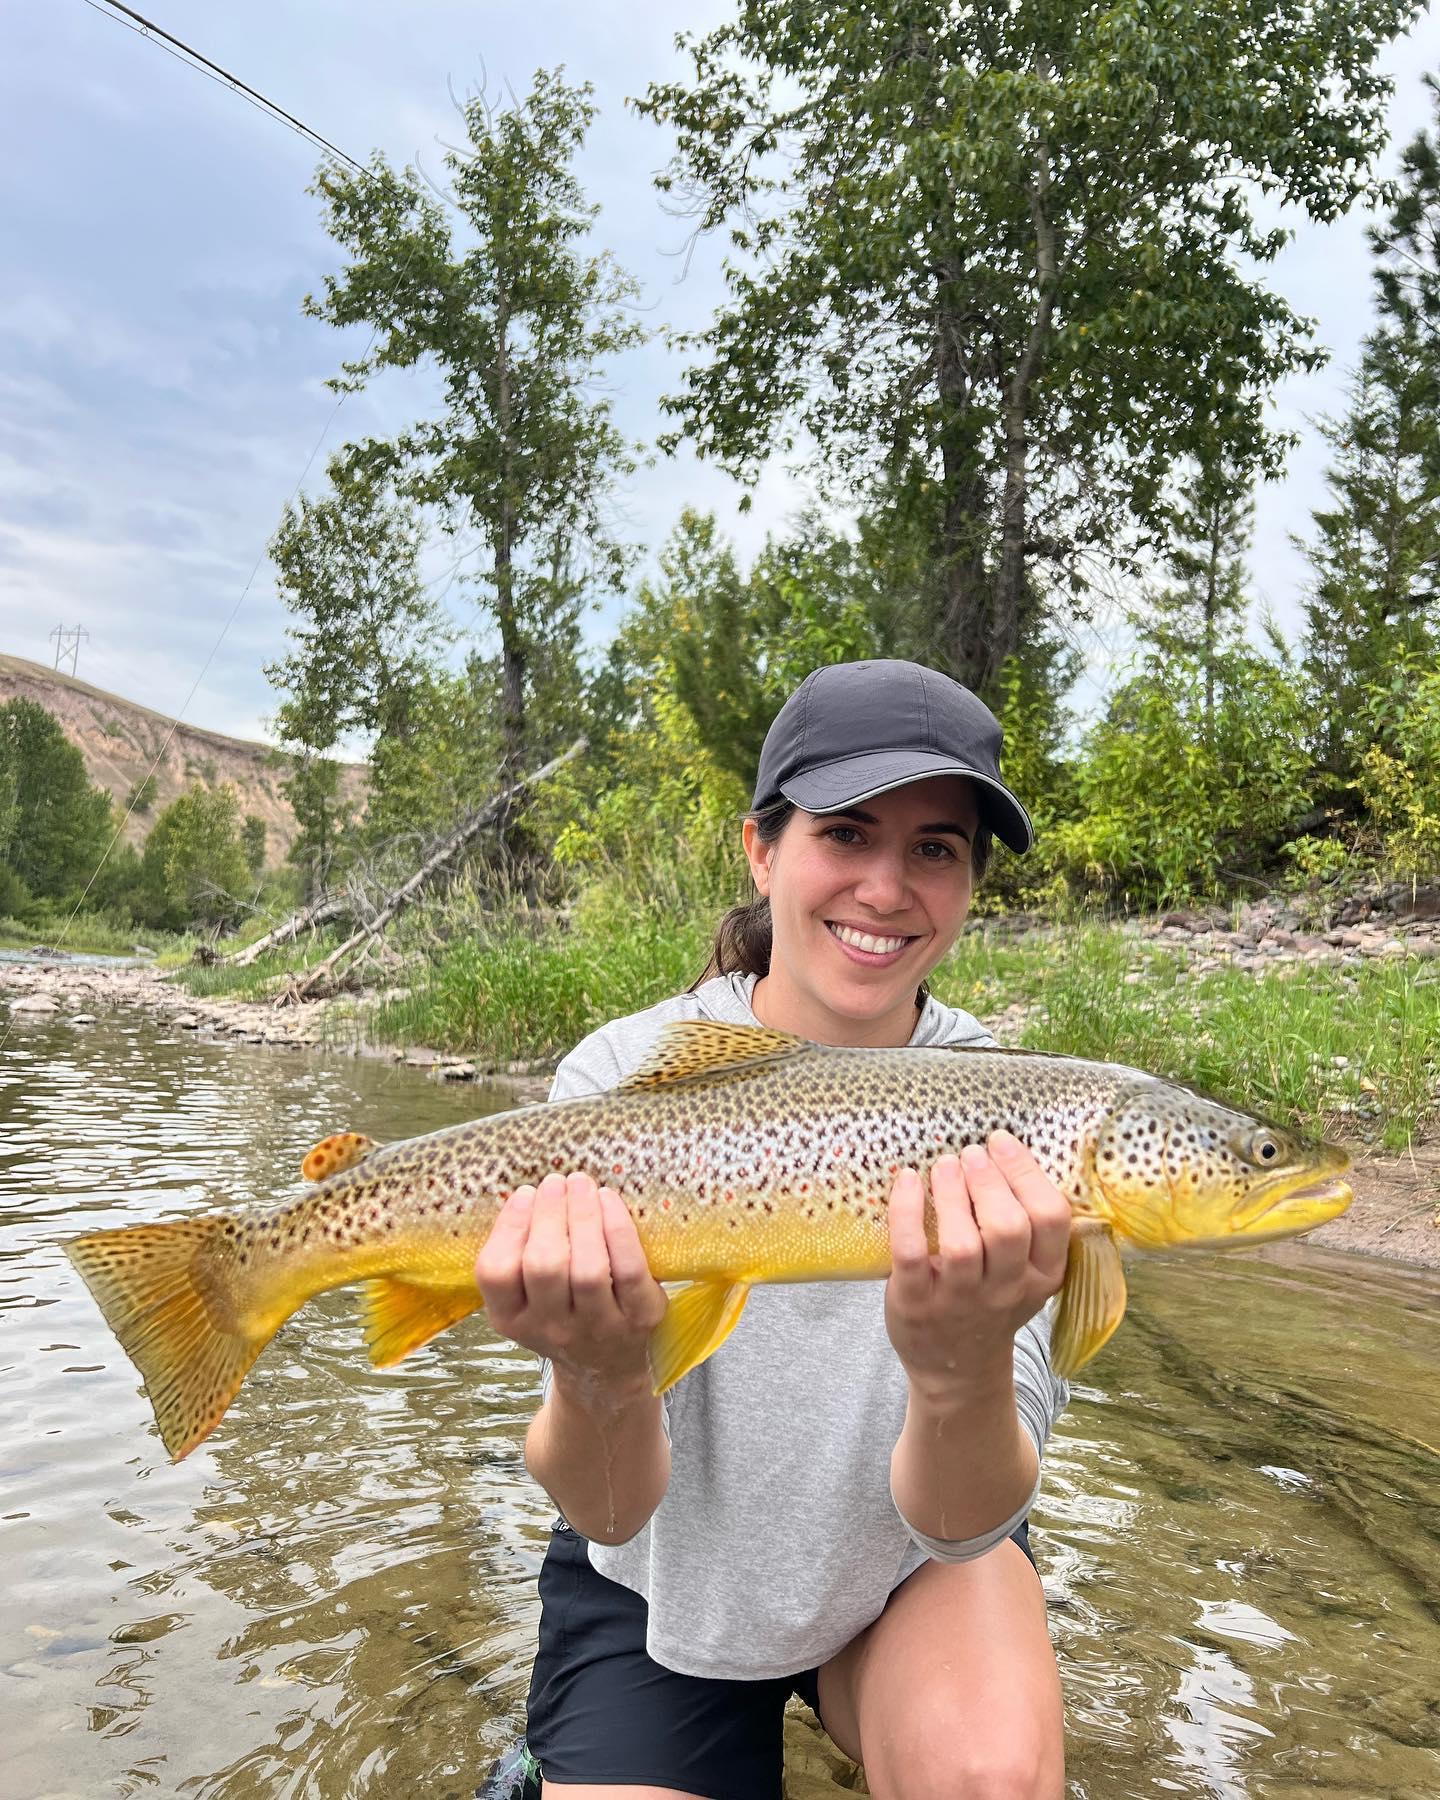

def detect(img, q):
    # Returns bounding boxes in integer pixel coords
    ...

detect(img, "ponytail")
[689,799,792,990]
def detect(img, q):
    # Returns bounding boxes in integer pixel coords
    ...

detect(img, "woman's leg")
[816,1539,1064,1800]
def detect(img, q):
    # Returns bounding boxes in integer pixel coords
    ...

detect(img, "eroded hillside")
[0,653,365,861]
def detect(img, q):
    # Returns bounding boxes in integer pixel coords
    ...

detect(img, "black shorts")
[525,1519,1036,1800]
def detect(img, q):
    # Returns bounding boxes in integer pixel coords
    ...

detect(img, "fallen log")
[225,891,352,967]
[279,738,586,1005]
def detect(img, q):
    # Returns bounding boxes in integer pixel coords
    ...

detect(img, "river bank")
[4,945,1435,1271]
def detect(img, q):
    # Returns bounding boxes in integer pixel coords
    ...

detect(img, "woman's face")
[742,774,980,1044]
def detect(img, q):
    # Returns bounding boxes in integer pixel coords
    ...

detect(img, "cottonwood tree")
[640,0,1419,695]
[305,68,643,776]
[267,463,445,755]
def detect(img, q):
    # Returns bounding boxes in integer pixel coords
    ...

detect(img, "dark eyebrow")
[815,808,972,841]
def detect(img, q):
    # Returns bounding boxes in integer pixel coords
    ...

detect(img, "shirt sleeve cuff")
[893,1472,1040,1565]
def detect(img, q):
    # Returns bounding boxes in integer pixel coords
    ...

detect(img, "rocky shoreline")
[3,913,1436,1271]
[0,958,554,1102]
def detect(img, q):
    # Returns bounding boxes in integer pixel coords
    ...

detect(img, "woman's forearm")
[525,1368,670,1546]
[890,1353,1038,1548]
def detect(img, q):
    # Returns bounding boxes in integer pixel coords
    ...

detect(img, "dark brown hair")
[690,795,991,993]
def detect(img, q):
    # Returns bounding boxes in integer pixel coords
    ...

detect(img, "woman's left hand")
[884,1134,1072,1401]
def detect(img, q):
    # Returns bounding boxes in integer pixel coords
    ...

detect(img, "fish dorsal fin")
[616,1021,809,1091]
[301,1132,380,1183]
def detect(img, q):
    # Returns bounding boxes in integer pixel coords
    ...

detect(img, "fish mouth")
[1231,1167,1354,1241]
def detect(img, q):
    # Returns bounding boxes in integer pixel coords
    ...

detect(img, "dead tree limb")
[225,891,352,967]
[280,737,586,1004]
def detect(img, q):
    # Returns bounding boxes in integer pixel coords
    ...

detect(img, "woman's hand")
[476,1171,668,1402]
[885,1133,1071,1402]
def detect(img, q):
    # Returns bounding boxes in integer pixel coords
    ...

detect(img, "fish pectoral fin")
[648,1279,751,1393]
[302,1132,381,1183]
[1050,1224,1127,1378]
[363,1277,480,1367]
[617,1022,808,1091]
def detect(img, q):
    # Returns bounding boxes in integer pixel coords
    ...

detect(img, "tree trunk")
[284,738,586,1002]
[493,289,525,778]
[1206,506,1219,737]
[992,106,1061,696]
[932,269,995,691]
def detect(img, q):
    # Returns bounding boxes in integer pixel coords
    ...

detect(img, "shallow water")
[2,1009,1436,1799]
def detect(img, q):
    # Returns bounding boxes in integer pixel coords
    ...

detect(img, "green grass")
[935,925,1440,1151]
[369,916,711,1064]
[0,911,184,958]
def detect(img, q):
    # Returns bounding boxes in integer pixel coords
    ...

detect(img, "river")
[2,1010,1437,1798]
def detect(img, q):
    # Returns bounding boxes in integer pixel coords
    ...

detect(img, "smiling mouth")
[826,922,918,958]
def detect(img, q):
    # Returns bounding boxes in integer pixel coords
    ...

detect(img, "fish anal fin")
[302,1133,380,1183]
[1051,1223,1127,1378]
[364,1277,480,1367]
[648,1279,751,1392]
[618,1022,808,1092]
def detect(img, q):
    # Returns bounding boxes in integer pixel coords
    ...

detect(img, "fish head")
[1092,1084,1353,1251]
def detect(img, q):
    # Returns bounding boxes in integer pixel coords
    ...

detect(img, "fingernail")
[989,1129,1022,1157]
[510,1188,534,1209]
[960,1143,988,1170]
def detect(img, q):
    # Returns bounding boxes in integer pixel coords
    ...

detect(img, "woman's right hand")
[475,1171,668,1398]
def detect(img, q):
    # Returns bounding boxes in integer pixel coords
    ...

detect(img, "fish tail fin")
[66,1214,287,1462]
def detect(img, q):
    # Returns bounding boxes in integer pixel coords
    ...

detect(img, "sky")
[3,1,1440,744]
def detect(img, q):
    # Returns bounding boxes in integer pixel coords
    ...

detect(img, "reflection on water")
[2,1009,1438,1798]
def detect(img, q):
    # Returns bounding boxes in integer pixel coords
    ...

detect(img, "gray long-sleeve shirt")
[541,971,1068,1679]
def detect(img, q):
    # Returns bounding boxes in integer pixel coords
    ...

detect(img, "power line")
[77,0,369,176]
[0,4,423,1048]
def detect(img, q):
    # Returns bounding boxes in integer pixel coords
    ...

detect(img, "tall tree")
[1146,455,1255,735]
[1300,76,1440,791]
[305,69,643,775]
[266,462,445,754]
[1300,331,1440,784]
[640,0,1418,695]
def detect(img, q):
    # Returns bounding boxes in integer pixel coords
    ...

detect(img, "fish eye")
[1251,1132,1280,1164]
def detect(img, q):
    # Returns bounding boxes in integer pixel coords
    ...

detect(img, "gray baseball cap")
[753,659,1033,853]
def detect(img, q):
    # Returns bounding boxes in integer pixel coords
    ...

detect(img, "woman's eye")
[824,826,861,845]
[916,840,957,861]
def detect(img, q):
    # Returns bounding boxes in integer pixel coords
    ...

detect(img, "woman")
[477,659,1071,1800]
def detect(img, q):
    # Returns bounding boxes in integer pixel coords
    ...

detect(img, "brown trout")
[66,1021,1351,1460]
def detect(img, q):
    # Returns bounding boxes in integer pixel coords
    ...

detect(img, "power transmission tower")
[50,624,89,677]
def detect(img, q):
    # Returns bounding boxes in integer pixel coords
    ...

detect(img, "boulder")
[10,994,59,1014]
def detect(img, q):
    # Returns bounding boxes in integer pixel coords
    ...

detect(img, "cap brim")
[780,750,1034,853]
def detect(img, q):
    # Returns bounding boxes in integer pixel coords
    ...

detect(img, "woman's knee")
[865,1708,1062,1800]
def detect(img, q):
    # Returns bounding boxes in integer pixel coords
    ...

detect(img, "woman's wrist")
[901,1342,1016,1416]
[549,1355,657,1419]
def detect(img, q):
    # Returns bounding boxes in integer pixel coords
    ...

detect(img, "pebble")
[67,1013,97,1025]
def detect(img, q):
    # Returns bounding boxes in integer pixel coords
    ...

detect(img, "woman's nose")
[851,854,909,914]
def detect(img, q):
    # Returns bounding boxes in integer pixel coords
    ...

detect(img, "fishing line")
[2,10,424,1051]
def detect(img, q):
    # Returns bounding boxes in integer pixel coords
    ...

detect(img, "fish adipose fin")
[1050,1224,1127,1377]
[67,1215,273,1462]
[302,1133,380,1183]
[618,1022,807,1091]
[648,1278,751,1392]
[364,1278,481,1367]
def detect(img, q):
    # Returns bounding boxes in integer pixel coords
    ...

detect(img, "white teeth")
[830,924,908,955]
